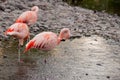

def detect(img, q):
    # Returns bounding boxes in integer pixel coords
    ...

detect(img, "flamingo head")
[59,28,70,41]
[31,6,39,13]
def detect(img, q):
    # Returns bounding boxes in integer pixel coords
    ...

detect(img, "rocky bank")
[0,0,120,43]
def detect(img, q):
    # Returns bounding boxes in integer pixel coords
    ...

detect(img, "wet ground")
[0,35,120,80]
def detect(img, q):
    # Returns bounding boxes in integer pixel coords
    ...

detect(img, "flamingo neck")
[35,8,39,13]
[57,37,62,45]
[31,7,39,13]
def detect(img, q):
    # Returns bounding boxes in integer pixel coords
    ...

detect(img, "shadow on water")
[0,35,120,80]
[63,0,120,16]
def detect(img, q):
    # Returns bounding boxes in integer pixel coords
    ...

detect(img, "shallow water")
[63,0,120,16]
[0,35,120,80]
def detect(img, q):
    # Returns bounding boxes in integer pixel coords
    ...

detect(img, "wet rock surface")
[0,35,120,80]
[0,0,120,80]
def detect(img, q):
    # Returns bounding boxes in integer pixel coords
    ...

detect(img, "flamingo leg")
[27,35,30,43]
[18,44,21,62]
[27,36,31,54]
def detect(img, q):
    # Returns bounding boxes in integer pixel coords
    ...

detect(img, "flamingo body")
[16,6,39,25]
[5,23,29,45]
[24,28,70,52]
[25,32,58,51]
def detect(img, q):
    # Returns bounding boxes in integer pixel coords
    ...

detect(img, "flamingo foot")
[17,59,24,64]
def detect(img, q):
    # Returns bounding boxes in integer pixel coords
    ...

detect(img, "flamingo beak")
[61,39,66,41]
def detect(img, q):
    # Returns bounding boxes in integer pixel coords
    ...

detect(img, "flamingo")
[24,28,70,53]
[16,6,39,26]
[5,23,29,62]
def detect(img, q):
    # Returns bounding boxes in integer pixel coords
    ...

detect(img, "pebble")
[3,55,7,58]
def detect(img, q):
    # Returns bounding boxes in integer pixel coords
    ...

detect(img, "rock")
[15,4,26,10]
[5,9,11,12]
[96,63,102,66]
[85,73,88,76]
[3,55,7,58]
[85,33,91,37]
[0,5,5,11]
[33,26,40,32]
[106,76,110,79]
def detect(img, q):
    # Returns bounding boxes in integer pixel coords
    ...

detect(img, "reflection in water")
[63,0,120,15]
[0,35,120,80]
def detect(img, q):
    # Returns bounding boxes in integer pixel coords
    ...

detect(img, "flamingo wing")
[33,32,58,50]
[5,23,29,37]
[16,11,37,25]
[16,11,29,23]
[5,23,18,35]
[24,32,58,52]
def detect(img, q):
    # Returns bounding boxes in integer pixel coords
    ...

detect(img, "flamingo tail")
[24,40,35,53]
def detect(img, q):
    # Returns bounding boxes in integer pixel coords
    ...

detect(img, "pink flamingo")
[16,6,39,25]
[5,23,29,62]
[24,28,70,53]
